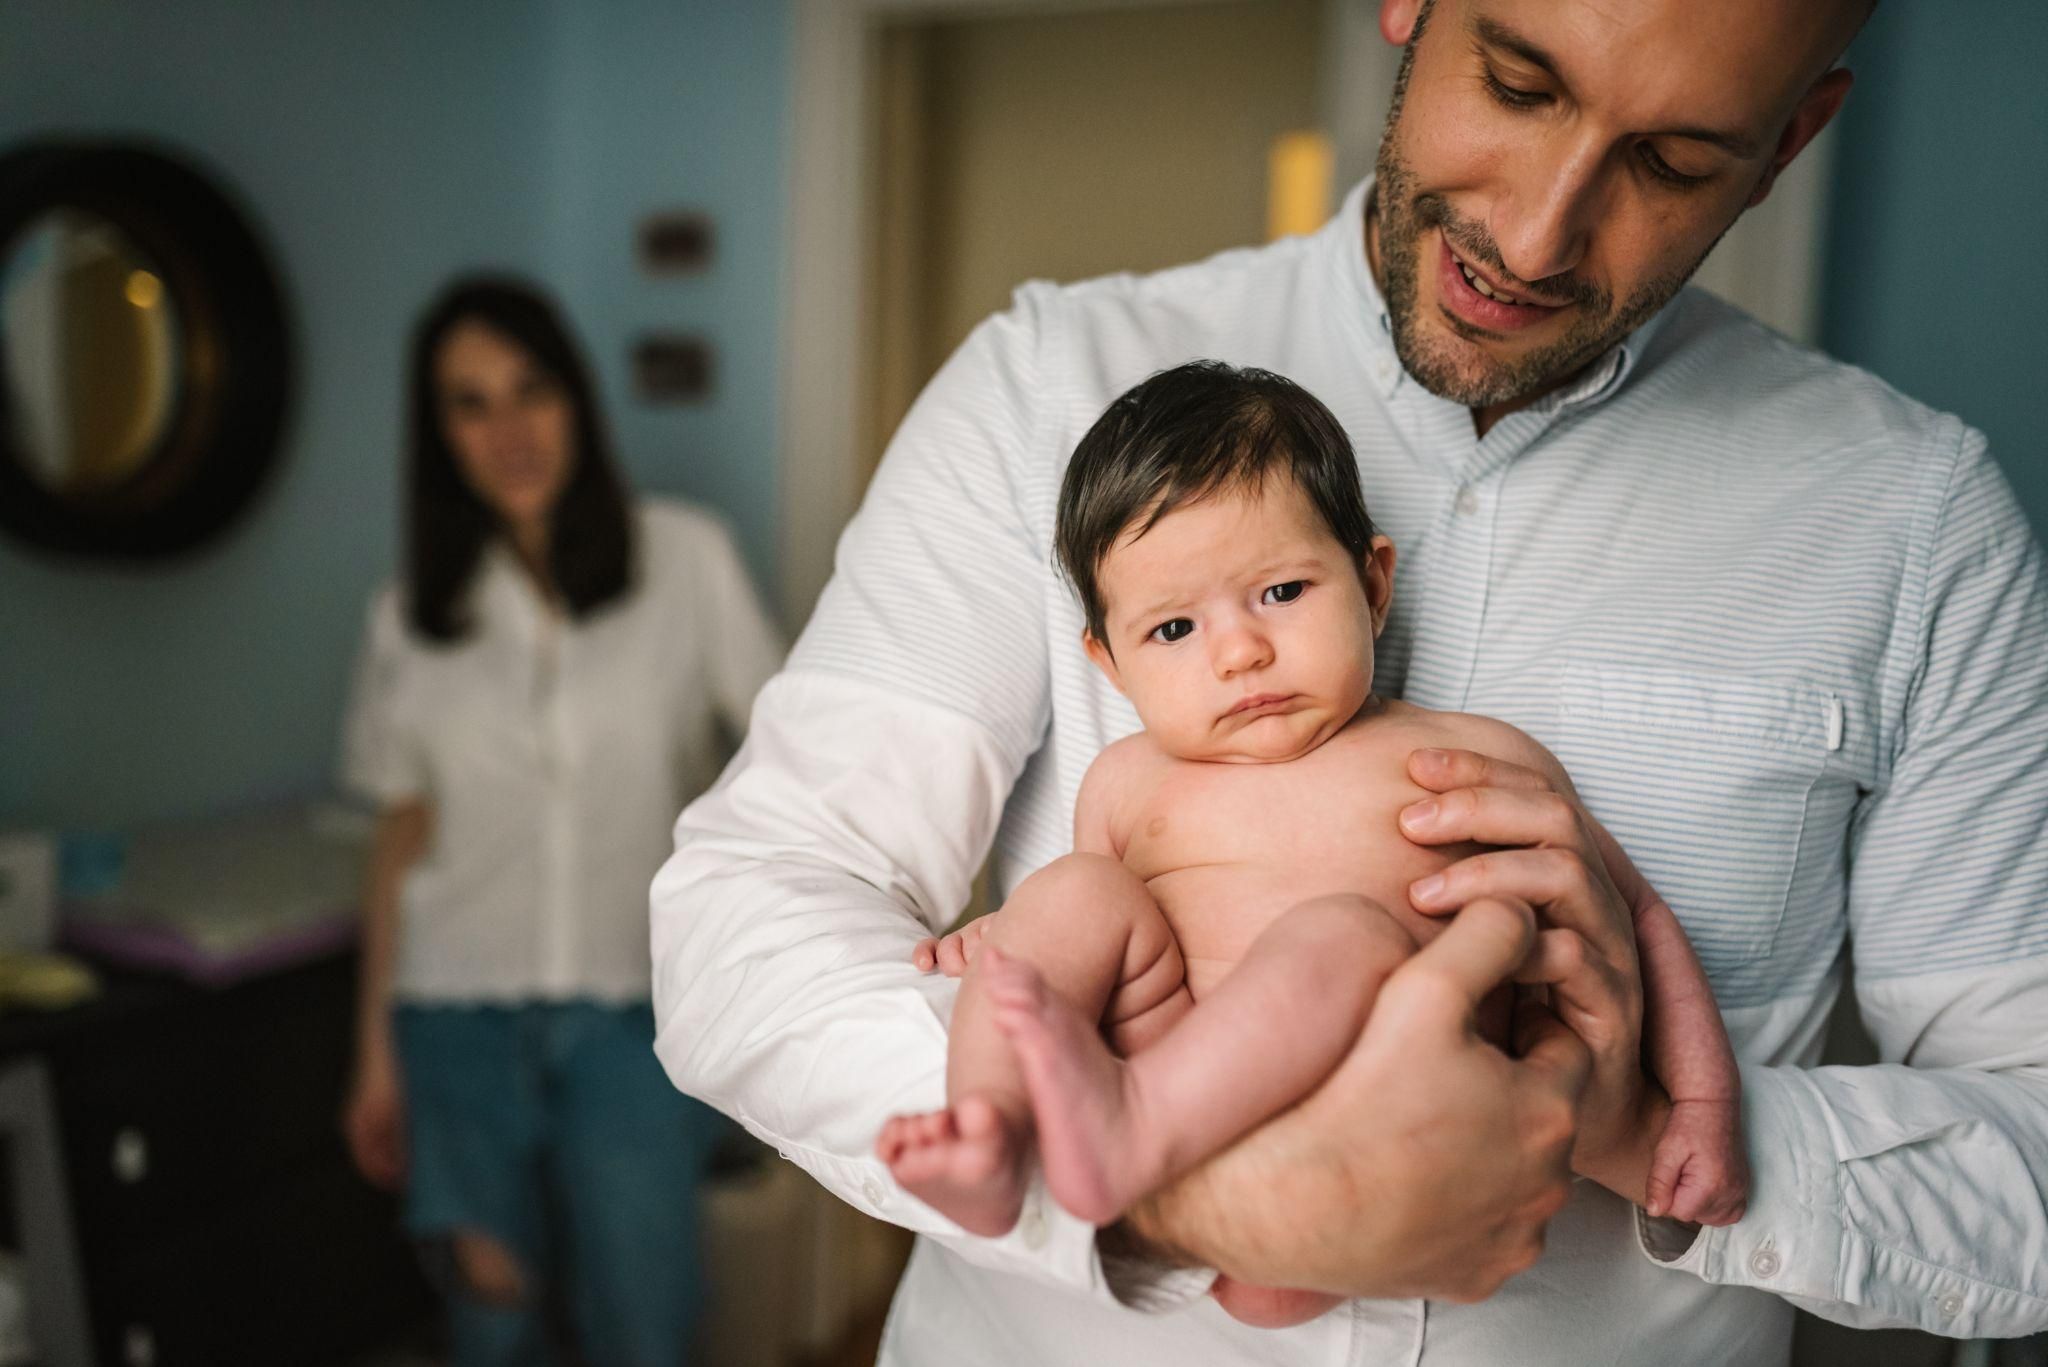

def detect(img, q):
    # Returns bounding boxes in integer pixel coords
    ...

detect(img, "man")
[651,0,2048,1361]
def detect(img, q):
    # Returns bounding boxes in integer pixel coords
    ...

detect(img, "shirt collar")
[1334,175,1670,413]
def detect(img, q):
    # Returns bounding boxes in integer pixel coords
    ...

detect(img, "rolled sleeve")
[1638,431,2048,1339]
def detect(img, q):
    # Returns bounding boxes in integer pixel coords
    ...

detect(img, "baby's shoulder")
[1081,730,1171,796]
[1367,703,1569,785]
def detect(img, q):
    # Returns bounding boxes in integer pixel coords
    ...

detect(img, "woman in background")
[339,276,782,1366]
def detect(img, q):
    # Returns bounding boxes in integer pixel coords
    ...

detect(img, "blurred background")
[0,1,2041,1364]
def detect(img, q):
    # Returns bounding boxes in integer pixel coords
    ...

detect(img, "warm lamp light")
[1267,130,1334,241]
[125,269,163,310]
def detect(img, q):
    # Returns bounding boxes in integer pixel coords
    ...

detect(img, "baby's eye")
[1262,580,1306,605]
[1150,618,1194,644]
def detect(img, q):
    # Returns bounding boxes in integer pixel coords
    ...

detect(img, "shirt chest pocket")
[1553,664,1835,978]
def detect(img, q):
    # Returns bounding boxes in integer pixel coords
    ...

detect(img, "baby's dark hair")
[1055,361,1376,644]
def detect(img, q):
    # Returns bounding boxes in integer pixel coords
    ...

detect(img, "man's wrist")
[1576,1084,1670,1207]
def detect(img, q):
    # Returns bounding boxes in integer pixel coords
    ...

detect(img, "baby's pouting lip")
[1226,692,1295,718]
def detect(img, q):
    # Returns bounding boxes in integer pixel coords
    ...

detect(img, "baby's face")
[1084,475,1394,763]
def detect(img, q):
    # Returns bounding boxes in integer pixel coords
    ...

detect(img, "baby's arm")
[1628,879,1749,1225]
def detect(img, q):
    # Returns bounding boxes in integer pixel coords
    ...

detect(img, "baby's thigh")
[1256,893,1419,1027]
[989,852,1181,1021]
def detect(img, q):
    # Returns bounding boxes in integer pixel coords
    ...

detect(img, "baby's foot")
[985,948,1157,1226]
[1210,1276,1344,1329]
[1646,1096,1749,1226]
[876,1096,1030,1236]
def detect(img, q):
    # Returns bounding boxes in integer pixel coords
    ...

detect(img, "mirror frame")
[0,141,292,560]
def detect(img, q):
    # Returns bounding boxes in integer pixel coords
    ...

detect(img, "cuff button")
[1938,1293,1963,1321]
[1748,1247,1781,1279]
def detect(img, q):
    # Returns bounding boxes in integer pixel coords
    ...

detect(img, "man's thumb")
[1376,895,1535,1031]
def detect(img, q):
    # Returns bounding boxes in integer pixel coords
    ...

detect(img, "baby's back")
[1102,700,1511,996]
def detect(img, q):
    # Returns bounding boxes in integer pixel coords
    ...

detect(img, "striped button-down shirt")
[652,179,2048,1364]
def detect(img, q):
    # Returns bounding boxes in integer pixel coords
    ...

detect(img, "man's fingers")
[1512,998,1592,1101]
[1375,895,1536,1031]
[1408,747,1553,796]
[1512,928,1590,984]
[1400,784,1583,852]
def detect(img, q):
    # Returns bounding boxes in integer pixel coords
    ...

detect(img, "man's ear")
[1380,0,1426,46]
[1082,629,1127,695]
[1362,535,1398,637]
[1749,67,1853,208]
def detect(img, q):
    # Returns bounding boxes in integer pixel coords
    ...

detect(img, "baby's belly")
[1147,859,1446,999]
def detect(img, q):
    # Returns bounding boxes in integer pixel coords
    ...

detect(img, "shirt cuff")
[1633,1063,1841,1297]
[1096,1227,1220,1312]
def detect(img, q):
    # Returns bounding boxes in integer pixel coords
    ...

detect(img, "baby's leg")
[877,853,1184,1236]
[992,893,1417,1228]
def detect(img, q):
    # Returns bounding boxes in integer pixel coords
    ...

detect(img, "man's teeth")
[1458,260,1521,305]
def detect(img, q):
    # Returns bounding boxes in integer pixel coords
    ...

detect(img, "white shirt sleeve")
[1641,433,2048,1338]
[696,514,786,733]
[648,302,1128,1302]
[338,587,428,806]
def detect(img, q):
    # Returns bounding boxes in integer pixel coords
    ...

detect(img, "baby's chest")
[1118,760,1460,968]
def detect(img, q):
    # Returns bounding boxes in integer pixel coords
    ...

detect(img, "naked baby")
[876,361,1748,1325]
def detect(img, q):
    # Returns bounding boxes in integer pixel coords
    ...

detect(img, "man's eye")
[1637,143,1711,191]
[1481,66,1548,111]
[1150,618,1194,644]
[1262,581,1306,605]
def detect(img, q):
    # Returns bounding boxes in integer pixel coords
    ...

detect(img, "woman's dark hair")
[1055,360,1376,646]
[404,274,634,641]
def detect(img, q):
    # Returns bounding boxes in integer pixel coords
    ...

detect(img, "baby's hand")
[912,915,995,976]
[1646,1097,1749,1226]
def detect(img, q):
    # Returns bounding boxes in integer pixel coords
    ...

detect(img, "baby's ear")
[1081,630,1126,695]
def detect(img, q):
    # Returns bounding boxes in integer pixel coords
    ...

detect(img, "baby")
[876,361,1747,1325]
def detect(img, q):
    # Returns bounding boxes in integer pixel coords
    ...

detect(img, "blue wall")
[0,2,788,829]
[1821,1,2048,539]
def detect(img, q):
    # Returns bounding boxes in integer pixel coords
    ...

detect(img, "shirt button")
[1748,1247,1781,1279]
[1019,1202,1048,1250]
[862,1174,887,1207]
[1455,486,1480,516]
[1938,1292,1963,1320]
[1375,356,1397,385]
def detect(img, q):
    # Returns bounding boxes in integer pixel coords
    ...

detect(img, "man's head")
[1371,0,1870,414]
[1057,362,1396,762]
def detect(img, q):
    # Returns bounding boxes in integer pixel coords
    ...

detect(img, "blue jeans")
[393,1001,721,1367]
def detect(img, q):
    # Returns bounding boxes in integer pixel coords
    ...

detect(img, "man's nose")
[1212,620,1274,678]
[1490,132,1604,290]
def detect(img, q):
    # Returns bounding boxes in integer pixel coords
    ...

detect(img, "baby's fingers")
[1644,1138,1685,1221]
[912,938,941,973]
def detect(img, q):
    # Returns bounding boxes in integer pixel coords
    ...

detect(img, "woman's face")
[434,319,576,533]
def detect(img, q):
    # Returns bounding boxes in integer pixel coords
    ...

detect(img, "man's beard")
[1370,43,1719,410]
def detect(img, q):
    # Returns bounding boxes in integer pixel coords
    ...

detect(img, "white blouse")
[343,499,782,1003]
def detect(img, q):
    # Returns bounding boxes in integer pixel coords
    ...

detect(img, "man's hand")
[1121,897,1588,1300]
[1399,747,1666,1204]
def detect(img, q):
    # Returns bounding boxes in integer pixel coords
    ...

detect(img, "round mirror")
[0,142,291,560]
[3,209,186,498]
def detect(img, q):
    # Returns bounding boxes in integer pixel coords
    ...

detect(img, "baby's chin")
[1180,714,1335,765]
